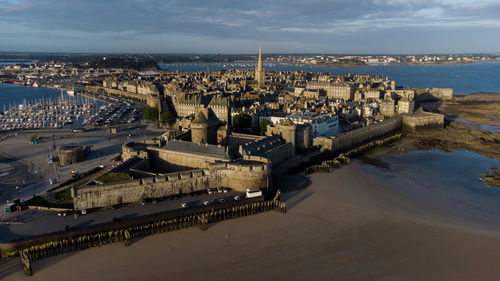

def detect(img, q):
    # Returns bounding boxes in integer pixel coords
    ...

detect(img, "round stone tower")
[191,108,220,144]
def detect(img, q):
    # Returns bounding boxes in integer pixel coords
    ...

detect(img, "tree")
[29,135,39,143]
[233,113,251,132]
[143,107,159,121]
[160,112,176,127]
[259,119,272,135]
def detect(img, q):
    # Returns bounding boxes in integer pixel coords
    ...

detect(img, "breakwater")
[2,199,286,276]
[307,133,401,174]
[314,117,402,153]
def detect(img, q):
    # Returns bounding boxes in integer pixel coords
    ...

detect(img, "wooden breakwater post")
[20,251,32,276]
[8,199,287,275]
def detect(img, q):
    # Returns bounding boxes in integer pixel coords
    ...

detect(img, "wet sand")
[4,161,500,281]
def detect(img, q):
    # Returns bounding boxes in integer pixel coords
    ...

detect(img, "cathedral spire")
[256,46,265,87]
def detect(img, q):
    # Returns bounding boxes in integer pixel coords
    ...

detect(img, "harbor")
[0,90,98,131]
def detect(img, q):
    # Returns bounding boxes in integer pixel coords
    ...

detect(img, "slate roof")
[158,140,229,159]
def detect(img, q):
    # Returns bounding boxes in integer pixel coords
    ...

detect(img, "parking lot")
[0,189,245,242]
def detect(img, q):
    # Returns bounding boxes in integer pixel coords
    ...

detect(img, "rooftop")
[157,140,229,159]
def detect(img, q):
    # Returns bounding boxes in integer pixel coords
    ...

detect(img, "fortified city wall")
[86,85,147,101]
[148,146,228,171]
[73,161,270,210]
[314,110,444,153]
[314,117,403,153]
[401,110,444,130]
[414,88,453,101]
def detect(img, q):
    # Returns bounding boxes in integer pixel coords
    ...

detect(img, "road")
[0,124,164,204]
[0,189,245,242]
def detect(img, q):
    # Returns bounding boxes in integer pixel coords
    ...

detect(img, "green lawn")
[47,167,103,192]
[95,172,131,184]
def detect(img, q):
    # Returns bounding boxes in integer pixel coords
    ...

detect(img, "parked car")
[141,200,147,206]
[57,210,72,217]
[181,202,188,208]
[234,195,241,201]
[223,188,228,193]
[203,201,210,206]
[81,209,87,215]
[217,188,223,193]
[218,198,225,204]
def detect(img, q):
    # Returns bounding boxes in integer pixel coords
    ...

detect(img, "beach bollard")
[20,251,33,276]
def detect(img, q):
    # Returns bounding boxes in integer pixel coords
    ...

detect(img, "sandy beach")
[3,160,500,281]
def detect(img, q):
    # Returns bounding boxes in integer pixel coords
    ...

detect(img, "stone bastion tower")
[191,107,220,145]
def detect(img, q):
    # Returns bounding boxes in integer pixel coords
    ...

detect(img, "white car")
[234,195,241,201]
[181,202,188,208]
[81,209,87,215]
[203,201,210,206]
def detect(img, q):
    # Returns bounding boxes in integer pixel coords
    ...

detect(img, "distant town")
[1,52,499,71]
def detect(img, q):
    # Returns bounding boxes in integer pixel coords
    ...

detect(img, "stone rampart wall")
[86,86,147,101]
[74,170,216,210]
[402,113,444,130]
[74,163,270,210]
[315,117,402,153]
[214,162,270,192]
[260,143,295,165]
[149,148,227,171]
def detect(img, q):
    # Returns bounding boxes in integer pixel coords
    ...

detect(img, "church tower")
[255,46,265,87]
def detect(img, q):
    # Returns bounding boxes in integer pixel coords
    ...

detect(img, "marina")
[0,90,98,131]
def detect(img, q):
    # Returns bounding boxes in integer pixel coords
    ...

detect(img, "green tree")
[233,113,251,131]
[160,112,176,127]
[259,119,272,135]
[29,135,39,143]
[143,107,159,121]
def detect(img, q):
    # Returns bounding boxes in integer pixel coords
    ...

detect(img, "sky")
[0,0,499,54]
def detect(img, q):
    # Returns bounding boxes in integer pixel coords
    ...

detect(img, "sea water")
[366,150,500,223]
[159,61,500,95]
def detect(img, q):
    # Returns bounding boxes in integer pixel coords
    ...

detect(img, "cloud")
[0,0,498,53]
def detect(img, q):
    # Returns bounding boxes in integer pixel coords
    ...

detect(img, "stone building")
[238,134,294,165]
[208,95,231,122]
[266,119,312,150]
[191,107,220,145]
[307,81,354,100]
[379,93,396,117]
[173,93,204,117]
[57,144,88,165]
[397,98,415,114]
[74,140,271,210]
[363,89,381,100]
[402,108,444,130]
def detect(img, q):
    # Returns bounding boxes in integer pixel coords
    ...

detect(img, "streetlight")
[16,186,23,223]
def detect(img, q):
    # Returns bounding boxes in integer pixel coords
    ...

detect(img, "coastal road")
[0,190,244,242]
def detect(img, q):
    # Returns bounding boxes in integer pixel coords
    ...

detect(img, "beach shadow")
[277,172,312,193]
[0,256,23,280]
[30,251,79,275]
[283,190,314,211]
